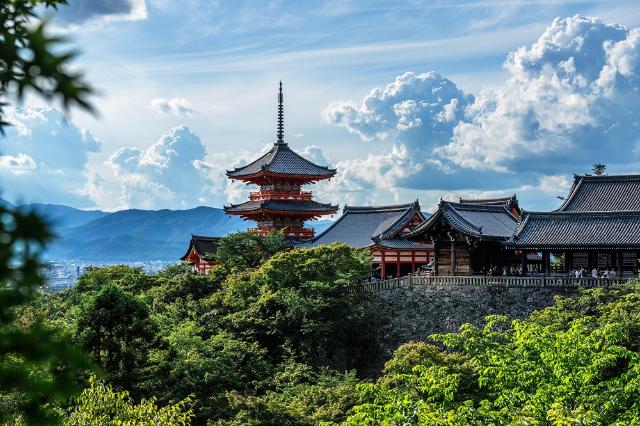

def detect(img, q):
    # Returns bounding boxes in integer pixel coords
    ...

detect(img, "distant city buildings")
[43,260,175,293]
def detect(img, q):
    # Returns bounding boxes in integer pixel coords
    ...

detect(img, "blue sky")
[2,0,640,212]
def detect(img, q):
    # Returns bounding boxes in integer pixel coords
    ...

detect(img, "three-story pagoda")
[224,83,338,239]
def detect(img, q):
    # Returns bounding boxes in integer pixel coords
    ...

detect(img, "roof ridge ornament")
[276,81,285,145]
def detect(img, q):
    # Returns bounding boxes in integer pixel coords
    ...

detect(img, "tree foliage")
[592,163,607,176]
[75,284,155,387]
[343,285,640,425]
[0,203,92,424]
[65,376,193,426]
[213,231,288,271]
[27,239,378,425]
[0,0,93,131]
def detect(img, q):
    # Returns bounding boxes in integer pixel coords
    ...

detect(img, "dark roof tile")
[507,211,640,249]
[227,143,336,179]
[557,174,640,212]
[180,235,220,260]
[408,201,518,239]
[300,202,426,249]
[224,199,338,214]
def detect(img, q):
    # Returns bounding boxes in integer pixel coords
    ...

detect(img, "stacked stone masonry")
[354,276,632,363]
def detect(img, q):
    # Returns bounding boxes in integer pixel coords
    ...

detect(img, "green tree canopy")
[65,376,193,426]
[75,284,155,387]
[0,204,93,424]
[214,231,288,272]
[343,285,640,425]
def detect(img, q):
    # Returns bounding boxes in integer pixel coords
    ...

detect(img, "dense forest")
[1,2,640,422]
[2,199,640,424]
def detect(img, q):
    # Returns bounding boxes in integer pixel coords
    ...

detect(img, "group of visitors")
[570,267,617,278]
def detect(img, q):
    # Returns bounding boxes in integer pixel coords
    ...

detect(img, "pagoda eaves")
[223,82,337,239]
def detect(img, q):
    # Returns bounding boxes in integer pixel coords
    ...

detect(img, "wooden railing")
[344,275,637,293]
[250,226,315,238]
[249,190,312,201]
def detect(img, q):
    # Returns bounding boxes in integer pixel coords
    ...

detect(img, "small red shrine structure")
[180,235,220,274]
[224,83,338,238]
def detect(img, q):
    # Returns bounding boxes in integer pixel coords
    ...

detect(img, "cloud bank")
[107,125,215,209]
[0,107,100,206]
[323,15,640,204]
[150,97,196,116]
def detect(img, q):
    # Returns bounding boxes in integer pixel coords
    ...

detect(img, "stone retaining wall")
[369,281,580,363]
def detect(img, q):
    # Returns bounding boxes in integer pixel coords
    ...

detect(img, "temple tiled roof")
[224,199,338,214]
[408,201,518,240]
[506,211,640,249]
[180,235,220,260]
[459,195,522,215]
[226,142,336,179]
[459,195,516,206]
[300,201,428,249]
[556,174,640,212]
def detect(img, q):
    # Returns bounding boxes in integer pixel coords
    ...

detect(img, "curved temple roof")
[226,84,335,181]
[407,201,518,240]
[224,199,338,215]
[459,195,522,216]
[507,211,640,249]
[180,235,220,260]
[556,174,640,212]
[300,201,430,249]
[226,142,336,180]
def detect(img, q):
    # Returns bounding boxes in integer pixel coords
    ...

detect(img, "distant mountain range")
[2,199,333,262]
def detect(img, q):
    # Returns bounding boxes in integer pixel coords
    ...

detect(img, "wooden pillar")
[543,251,550,276]
[411,251,416,273]
[381,250,386,279]
[618,251,624,277]
[450,239,456,275]
[521,251,527,275]
[434,241,439,276]
[565,250,572,273]
[396,252,400,277]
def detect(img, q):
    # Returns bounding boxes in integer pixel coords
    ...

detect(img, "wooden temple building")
[179,83,640,280]
[300,201,433,278]
[224,82,338,239]
[506,174,640,277]
[180,235,220,273]
[405,197,520,275]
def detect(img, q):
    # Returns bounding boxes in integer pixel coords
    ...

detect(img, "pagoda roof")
[506,210,640,250]
[407,200,518,240]
[300,201,430,249]
[226,142,336,180]
[224,199,338,215]
[556,174,640,212]
[180,235,220,260]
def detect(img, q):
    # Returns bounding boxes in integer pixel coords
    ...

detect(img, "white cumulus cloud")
[150,97,196,116]
[107,125,214,209]
[324,71,473,147]
[323,15,640,205]
[0,107,100,206]
[437,15,640,174]
[0,154,37,175]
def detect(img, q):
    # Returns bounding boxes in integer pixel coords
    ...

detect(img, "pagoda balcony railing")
[250,226,315,238]
[249,190,312,201]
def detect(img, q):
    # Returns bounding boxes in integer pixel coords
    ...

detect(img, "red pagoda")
[224,83,338,239]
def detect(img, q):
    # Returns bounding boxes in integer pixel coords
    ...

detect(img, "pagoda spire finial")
[277,81,285,144]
